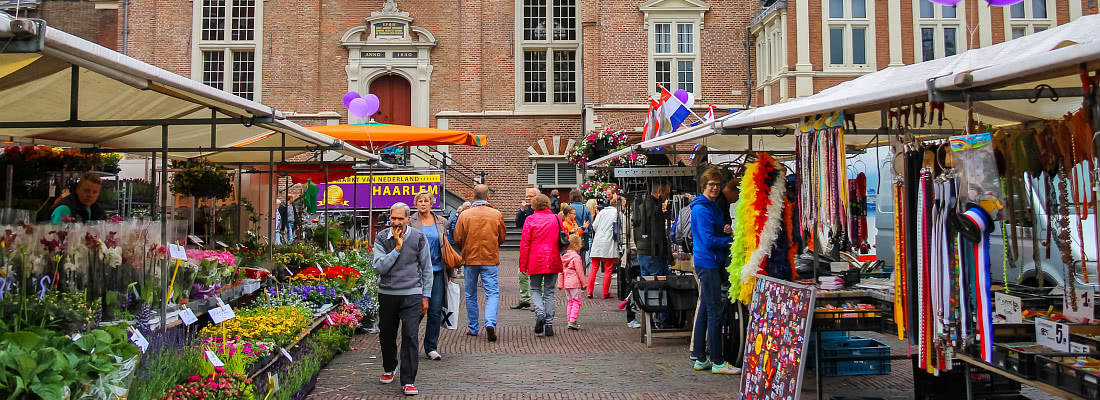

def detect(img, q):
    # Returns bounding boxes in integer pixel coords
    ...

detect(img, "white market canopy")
[620,13,1100,161]
[0,14,380,163]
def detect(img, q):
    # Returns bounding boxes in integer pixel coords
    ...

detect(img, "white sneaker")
[627,320,642,329]
[427,351,441,360]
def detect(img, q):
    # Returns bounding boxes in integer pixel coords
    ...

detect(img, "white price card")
[209,304,236,324]
[994,292,1022,323]
[179,308,199,326]
[168,244,187,260]
[71,333,81,342]
[129,328,149,353]
[280,347,293,362]
[1071,342,1092,354]
[316,264,324,276]
[188,235,204,246]
[216,241,229,248]
[829,262,849,272]
[1035,318,1071,352]
[326,315,335,325]
[215,295,226,307]
[1065,288,1095,323]
[205,350,224,367]
[268,372,280,391]
[342,295,350,305]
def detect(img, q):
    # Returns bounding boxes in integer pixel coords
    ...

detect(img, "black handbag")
[556,216,570,253]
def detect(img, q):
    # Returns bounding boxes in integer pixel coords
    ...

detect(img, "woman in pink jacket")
[558,234,587,330]
[519,194,564,337]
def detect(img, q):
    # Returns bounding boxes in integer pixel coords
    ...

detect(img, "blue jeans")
[638,255,671,328]
[423,270,446,353]
[692,267,725,365]
[464,265,499,334]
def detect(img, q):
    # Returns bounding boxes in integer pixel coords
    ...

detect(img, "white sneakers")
[627,320,642,328]
[427,351,441,360]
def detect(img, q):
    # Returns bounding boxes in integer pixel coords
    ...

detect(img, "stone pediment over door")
[341,0,437,127]
[640,0,711,28]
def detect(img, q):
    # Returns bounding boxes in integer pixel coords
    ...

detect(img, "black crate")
[913,358,1021,400]
[813,308,884,332]
[964,324,1036,358]
[1035,355,1100,399]
[992,342,1065,379]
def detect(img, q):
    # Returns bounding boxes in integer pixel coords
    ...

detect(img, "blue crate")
[807,337,892,377]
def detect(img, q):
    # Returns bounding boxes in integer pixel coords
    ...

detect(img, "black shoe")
[486,326,497,342]
[534,319,545,334]
[511,302,530,310]
[544,324,554,337]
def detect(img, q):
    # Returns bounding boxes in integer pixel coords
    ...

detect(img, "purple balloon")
[342,91,361,109]
[927,0,962,4]
[674,89,689,105]
[985,0,1023,5]
[363,94,381,118]
[348,97,370,119]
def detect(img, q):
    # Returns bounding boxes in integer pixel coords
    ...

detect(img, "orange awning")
[308,123,487,149]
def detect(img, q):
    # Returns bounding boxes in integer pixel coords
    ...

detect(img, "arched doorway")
[369,75,412,126]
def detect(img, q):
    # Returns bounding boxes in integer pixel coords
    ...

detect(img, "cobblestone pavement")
[309,251,1054,399]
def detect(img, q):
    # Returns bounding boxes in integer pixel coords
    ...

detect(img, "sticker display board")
[315,174,441,211]
[740,275,817,400]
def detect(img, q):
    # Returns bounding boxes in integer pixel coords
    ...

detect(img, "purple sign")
[315,174,441,210]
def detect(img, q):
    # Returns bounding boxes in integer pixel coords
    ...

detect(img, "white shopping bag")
[443,281,461,330]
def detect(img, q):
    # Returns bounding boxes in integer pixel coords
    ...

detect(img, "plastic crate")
[914,358,1022,400]
[813,308,884,331]
[1035,354,1100,399]
[992,342,1067,379]
[809,336,891,377]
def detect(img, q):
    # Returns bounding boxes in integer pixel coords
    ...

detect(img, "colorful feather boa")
[728,153,788,303]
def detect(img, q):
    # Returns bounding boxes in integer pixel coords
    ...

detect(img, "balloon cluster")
[673,88,695,108]
[927,0,1022,5]
[343,91,380,119]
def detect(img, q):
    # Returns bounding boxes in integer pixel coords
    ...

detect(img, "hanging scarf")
[728,153,788,304]
[894,180,908,340]
[918,169,934,372]
[961,205,994,363]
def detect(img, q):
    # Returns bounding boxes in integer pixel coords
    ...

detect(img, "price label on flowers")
[342,295,350,305]
[216,241,228,248]
[204,350,224,367]
[129,328,149,353]
[209,304,236,324]
[71,333,81,342]
[179,307,198,326]
[280,347,293,362]
[168,244,187,260]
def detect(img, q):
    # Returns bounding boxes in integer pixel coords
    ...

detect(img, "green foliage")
[0,291,97,335]
[312,328,350,360]
[0,325,140,399]
[128,349,204,400]
[169,160,233,200]
[311,224,344,249]
[273,351,321,400]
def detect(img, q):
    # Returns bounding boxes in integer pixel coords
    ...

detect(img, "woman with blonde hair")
[584,198,599,268]
[408,190,454,360]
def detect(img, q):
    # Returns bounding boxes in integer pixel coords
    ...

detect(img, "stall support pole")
[369,163,375,246]
[324,161,330,251]
[353,170,358,245]
[812,228,822,399]
[5,165,12,208]
[442,153,448,211]
[236,164,242,242]
[150,152,156,216]
[268,151,274,260]
[160,125,169,331]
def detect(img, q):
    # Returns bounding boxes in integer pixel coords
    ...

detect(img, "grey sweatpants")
[530,273,558,326]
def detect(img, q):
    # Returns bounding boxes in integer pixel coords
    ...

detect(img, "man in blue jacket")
[689,167,740,375]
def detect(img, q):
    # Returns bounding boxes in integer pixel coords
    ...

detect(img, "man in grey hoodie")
[373,202,434,396]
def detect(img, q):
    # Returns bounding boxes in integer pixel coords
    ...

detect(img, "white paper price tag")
[326,315,335,325]
[168,244,187,260]
[316,264,324,276]
[994,292,1022,323]
[129,329,149,353]
[205,350,224,367]
[280,347,293,362]
[71,333,82,342]
[209,304,236,324]
[216,241,229,248]
[1071,342,1091,354]
[268,372,280,391]
[829,262,849,272]
[1065,288,1095,323]
[342,295,350,305]
[179,308,199,326]
[1035,318,1071,352]
[188,235,204,245]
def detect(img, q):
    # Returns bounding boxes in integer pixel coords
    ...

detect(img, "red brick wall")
[901,0,915,65]
[122,0,191,76]
[699,1,756,106]
[786,7,797,73]
[1057,0,1070,24]
[809,0,823,71]
[813,76,855,93]
[875,0,889,70]
[1088,0,1099,15]
[35,1,118,51]
[991,4,1006,44]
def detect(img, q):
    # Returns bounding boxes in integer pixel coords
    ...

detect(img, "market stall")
[611,12,1100,400]
[0,15,386,400]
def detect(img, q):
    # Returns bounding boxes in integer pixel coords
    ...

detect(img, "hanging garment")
[894,180,908,340]
[917,169,932,371]
[961,205,994,364]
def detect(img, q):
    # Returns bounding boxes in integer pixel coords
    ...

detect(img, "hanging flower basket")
[580,182,620,200]
[169,160,233,200]
[565,129,631,165]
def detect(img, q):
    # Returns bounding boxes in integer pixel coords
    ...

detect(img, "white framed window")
[515,0,580,110]
[192,0,263,101]
[535,162,578,186]
[822,0,875,71]
[1004,0,1054,41]
[641,0,709,98]
[913,0,965,62]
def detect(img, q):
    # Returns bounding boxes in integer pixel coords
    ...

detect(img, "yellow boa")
[727,160,764,302]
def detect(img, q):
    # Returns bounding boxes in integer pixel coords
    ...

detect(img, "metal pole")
[160,125,168,331]
[268,151,274,260]
[441,153,448,211]
[69,66,79,122]
[150,152,156,214]
[353,170,358,245]
[369,163,375,247]
[5,165,12,208]
[236,164,243,242]
[324,161,330,251]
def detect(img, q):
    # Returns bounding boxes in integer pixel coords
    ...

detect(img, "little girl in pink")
[558,235,588,330]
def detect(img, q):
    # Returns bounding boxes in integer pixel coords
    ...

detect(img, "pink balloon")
[363,94,380,118]
[674,89,689,105]
[342,91,361,109]
[348,98,369,119]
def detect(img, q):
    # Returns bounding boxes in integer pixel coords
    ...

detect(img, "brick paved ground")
[309,251,1056,399]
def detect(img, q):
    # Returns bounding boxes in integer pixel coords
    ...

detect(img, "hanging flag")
[658,86,691,133]
[642,98,662,141]
[703,104,716,123]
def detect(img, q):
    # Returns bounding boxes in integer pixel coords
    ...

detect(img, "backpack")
[672,206,693,250]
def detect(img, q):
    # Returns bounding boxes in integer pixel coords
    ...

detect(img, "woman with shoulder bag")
[519,194,565,337]
[409,190,457,361]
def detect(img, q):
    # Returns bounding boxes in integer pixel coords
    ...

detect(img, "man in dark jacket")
[51,172,106,224]
[549,189,560,214]
[633,180,673,327]
[511,187,539,309]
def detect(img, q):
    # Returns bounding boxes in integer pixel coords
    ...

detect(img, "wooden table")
[955,353,1086,400]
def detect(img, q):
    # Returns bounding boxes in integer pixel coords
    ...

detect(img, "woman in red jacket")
[519,194,565,337]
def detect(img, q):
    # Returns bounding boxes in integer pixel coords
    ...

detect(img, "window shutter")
[557,163,577,185]
[536,164,557,185]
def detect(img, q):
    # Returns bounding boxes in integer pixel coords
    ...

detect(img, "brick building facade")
[7,0,756,210]
[750,0,1100,107]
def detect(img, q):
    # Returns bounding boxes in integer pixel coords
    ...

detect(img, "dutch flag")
[642,98,662,141]
[658,86,692,133]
